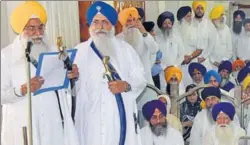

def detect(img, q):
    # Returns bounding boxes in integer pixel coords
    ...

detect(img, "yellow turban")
[164,66,183,83]
[10,1,47,34]
[118,7,139,26]
[209,5,225,20]
[192,0,207,11]
[243,76,250,90]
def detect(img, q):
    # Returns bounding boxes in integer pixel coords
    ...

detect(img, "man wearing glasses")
[1,1,79,145]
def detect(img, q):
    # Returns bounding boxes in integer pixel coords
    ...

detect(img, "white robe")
[190,109,240,145]
[202,124,246,145]
[210,25,233,69]
[74,38,147,145]
[180,18,216,86]
[236,32,250,61]
[140,124,184,145]
[117,32,158,85]
[1,35,79,145]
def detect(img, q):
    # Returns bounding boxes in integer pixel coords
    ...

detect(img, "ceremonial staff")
[56,37,77,122]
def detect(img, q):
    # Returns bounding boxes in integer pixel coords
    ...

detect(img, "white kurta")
[117,32,158,85]
[236,32,250,61]
[231,28,244,61]
[202,125,246,145]
[190,109,240,145]
[140,124,184,145]
[210,25,233,69]
[1,35,79,145]
[74,38,147,145]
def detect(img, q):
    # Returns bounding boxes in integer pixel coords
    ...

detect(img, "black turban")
[157,11,174,29]
[143,21,155,32]
[233,10,246,20]
[177,6,192,21]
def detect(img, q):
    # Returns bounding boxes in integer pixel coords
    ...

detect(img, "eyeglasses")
[24,25,45,33]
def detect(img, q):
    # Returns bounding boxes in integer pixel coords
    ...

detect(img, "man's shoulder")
[1,44,13,59]
[194,109,206,121]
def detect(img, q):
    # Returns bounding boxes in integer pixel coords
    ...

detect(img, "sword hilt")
[102,56,114,82]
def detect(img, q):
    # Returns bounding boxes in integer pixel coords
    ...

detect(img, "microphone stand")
[25,41,33,145]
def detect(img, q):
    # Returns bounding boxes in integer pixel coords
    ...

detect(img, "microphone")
[25,41,33,62]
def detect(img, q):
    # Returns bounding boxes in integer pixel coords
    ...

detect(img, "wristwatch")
[125,83,132,92]
[142,32,148,37]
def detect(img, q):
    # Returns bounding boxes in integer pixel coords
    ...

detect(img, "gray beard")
[30,41,49,60]
[123,27,143,51]
[206,108,215,125]
[162,29,173,38]
[150,122,168,137]
[220,78,229,87]
[215,124,235,145]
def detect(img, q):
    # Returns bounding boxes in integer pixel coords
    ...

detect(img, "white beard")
[89,27,117,60]
[215,124,236,145]
[179,20,192,42]
[245,31,250,37]
[123,27,143,53]
[163,29,173,39]
[214,21,225,30]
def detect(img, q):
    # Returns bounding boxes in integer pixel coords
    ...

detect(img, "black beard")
[195,13,204,19]
[233,21,243,34]
[150,122,168,137]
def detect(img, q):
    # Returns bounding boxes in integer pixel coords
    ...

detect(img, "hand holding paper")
[34,49,77,95]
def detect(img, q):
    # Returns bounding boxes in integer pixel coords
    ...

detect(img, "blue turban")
[243,18,250,26]
[142,100,167,121]
[156,51,162,61]
[204,70,222,84]
[177,6,192,21]
[201,87,221,100]
[143,21,155,32]
[233,10,246,20]
[152,64,162,77]
[212,102,235,121]
[86,1,117,26]
[246,62,250,67]
[218,60,232,74]
[157,11,175,29]
[237,65,250,84]
[188,62,207,77]
[136,7,145,19]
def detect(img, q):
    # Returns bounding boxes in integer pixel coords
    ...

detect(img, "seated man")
[203,102,245,145]
[218,60,235,92]
[188,62,207,86]
[158,95,183,133]
[190,87,240,145]
[180,84,202,141]
[141,100,184,145]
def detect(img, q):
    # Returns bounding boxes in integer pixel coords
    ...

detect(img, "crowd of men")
[1,1,250,145]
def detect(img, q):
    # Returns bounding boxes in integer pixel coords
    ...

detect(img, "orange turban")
[118,7,139,26]
[233,59,245,71]
[209,5,225,20]
[164,66,183,83]
[192,0,207,11]
[10,1,47,34]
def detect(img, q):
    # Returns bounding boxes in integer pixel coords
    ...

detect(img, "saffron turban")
[210,5,225,20]
[164,66,183,83]
[201,87,221,100]
[192,0,207,11]
[87,1,117,26]
[157,11,175,29]
[188,62,207,77]
[204,70,222,84]
[232,59,245,71]
[10,1,47,34]
[243,76,250,90]
[177,6,192,21]
[233,10,246,20]
[218,60,232,74]
[118,7,139,26]
[212,102,235,121]
[142,100,167,121]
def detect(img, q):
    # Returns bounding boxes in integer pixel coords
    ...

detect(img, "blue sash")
[90,41,126,145]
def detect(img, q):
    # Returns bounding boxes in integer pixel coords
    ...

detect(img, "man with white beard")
[203,102,245,145]
[190,87,240,145]
[236,18,250,64]
[140,100,184,145]
[232,10,246,61]
[209,5,233,69]
[1,1,79,145]
[73,2,146,145]
[155,11,185,90]
[117,7,158,85]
